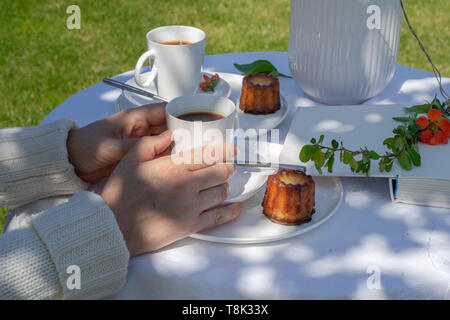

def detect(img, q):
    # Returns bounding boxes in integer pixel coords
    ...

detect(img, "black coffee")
[177,111,225,122]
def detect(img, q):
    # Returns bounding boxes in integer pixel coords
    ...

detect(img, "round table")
[42,51,450,299]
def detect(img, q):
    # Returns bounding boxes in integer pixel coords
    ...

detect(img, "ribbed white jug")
[288,0,403,105]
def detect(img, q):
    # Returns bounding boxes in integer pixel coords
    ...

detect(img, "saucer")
[117,71,231,109]
[191,176,343,244]
[236,94,290,138]
[223,166,269,203]
[208,72,292,137]
[116,72,292,139]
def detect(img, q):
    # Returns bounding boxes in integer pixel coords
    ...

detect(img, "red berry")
[438,118,449,132]
[420,130,433,144]
[435,131,448,144]
[427,109,442,122]
[416,116,429,129]
[429,136,440,145]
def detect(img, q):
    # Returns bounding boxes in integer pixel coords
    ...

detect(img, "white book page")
[279,104,450,180]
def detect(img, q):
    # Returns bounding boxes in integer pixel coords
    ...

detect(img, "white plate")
[190,176,343,244]
[213,73,291,137]
[116,72,292,137]
[116,71,231,110]
[223,166,269,204]
[236,95,289,137]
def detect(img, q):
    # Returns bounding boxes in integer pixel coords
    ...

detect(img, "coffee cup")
[134,25,206,100]
[166,94,237,159]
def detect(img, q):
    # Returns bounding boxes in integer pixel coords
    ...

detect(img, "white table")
[42,51,450,299]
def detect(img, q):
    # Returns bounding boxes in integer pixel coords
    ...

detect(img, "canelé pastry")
[262,169,315,225]
[239,73,280,114]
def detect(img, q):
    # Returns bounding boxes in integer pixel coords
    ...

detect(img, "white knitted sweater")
[0,119,129,299]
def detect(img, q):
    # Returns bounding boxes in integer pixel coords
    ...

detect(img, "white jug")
[288,0,403,105]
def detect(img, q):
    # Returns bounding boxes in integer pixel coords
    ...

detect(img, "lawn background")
[0,0,448,232]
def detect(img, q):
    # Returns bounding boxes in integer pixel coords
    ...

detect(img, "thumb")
[125,130,172,163]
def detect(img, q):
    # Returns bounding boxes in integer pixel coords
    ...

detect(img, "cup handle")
[134,50,157,88]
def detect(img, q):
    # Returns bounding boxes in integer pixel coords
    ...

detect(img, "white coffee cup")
[134,25,206,100]
[166,94,237,155]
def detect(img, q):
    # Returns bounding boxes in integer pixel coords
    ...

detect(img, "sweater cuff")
[28,191,129,300]
[0,118,88,209]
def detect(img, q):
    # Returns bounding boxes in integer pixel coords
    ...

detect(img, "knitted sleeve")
[0,191,129,300]
[0,119,88,209]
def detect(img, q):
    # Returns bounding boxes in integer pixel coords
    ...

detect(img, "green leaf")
[233,60,292,78]
[431,97,442,111]
[409,123,421,135]
[313,148,325,167]
[313,148,325,174]
[349,159,359,172]
[362,153,370,164]
[369,151,380,160]
[331,139,339,149]
[310,138,316,144]
[398,151,412,171]
[406,144,421,166]
[379,161,387,172]
[318,134,325,144]
[326,154,335,173]
[392,117,410,123]
[233,61,266,74]
[405,104,430,114]
[299,145,315,162]
[393,125,406,136]
[383,137,394,149]
[343,151,353,164]
[356,160,364,173]
[268,70,280,77]
[386,162,393,172]
[394,137,404,150]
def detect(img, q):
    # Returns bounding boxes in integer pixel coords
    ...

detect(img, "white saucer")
[236,95,289,137]
[191,176,343,244]
[116,71,231,110]
[223,166,269,204]
[116,73,292,138]
[211,72,291,137]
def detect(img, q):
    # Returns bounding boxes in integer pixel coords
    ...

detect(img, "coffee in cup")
[166,94,237,161]
[134,25,206,100]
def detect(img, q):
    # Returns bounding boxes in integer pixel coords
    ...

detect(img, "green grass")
[0,0,448,232]
[0,207,6,232]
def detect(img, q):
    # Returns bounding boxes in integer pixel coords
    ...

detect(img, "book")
[279,104,450,208]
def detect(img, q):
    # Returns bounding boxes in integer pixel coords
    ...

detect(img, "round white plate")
[212,72,291,137]
[116,72,292,137]
[224,166,269,204]
[236,95,289,137]
[116,71,231,110]
[190,176,343,244]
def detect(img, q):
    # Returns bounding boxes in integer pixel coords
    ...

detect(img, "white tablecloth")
[39,51,450,299]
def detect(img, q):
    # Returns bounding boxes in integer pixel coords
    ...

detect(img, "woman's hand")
[100,131,243,256]
[67,102,169,182]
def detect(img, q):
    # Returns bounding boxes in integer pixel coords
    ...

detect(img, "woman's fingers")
[193,163,236,190]
[125,130,172,163]
[197,202,243,232]
[174,143,237,171]
[198,182,230,211]
[77,163,117,182]
[113,102,167,138]
[147,123,168,136]
[127,102,167,127]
